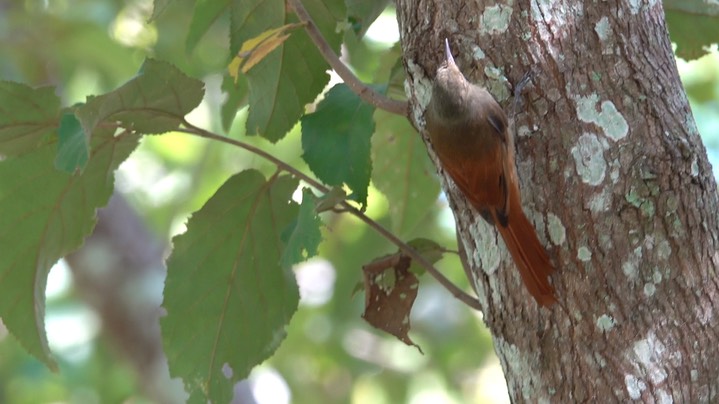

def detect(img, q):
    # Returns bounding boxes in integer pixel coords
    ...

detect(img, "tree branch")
[178,121,481,310]
[287,0,408,117]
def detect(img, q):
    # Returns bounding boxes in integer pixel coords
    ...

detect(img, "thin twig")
[287,0,408,117]
[362,253,403,274]
[178,121,481,310]
[346,203,481,310]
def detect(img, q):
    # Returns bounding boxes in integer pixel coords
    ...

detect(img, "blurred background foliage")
[0,0,717,403]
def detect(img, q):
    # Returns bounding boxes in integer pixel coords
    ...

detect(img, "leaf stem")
[287,0,408,117]
[178,121,481,310]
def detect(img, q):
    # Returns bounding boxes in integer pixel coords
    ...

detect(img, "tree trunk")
[396,0,719,401]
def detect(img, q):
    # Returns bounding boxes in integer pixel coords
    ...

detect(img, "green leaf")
[54,112,89,173]
[0,128,140,369]
[186,0,230,54]
[374,43,406,102]
[230,0,284,56]
[0,82,59,157]
[666,9,719,61]
[231,0,345,142]
[162,170,300,402]
[346,0,390,36]
[75,59,205,138]
[280,188,323,269]
[301,84,375,207]
[372,109,439,236]
[406,238,444,276]
[221,74,248,132]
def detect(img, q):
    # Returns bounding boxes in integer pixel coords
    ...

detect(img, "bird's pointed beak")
[444,38,455,65]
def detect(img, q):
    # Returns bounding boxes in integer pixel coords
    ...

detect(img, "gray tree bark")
[396,0,719,401]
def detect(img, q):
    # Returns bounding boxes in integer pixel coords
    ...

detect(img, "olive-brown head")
[429,39,471,122]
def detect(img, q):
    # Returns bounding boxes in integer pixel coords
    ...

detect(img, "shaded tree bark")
[396,0,719,401]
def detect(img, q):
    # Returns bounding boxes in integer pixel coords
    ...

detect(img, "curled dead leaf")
[361,252,423,353]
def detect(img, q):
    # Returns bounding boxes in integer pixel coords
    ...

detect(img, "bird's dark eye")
[487,112,506,135]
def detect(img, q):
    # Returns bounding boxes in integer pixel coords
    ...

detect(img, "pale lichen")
[480,4,513,34]
[643,282,656,297]
[594,17,610,41]
[624,374,646,399]
[632,333,668,384]
[547,213,566,246]
[472,45,486,60]
[656,239,672,260]
[596,314,616,332]
[470,221,501,275]
[576,93,629,141]
[577,246,592,262]
[571,132,606,186]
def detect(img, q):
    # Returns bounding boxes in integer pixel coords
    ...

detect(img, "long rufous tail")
[493,198,556,306]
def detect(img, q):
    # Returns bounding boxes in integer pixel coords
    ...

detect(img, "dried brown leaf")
[361,253,422,352]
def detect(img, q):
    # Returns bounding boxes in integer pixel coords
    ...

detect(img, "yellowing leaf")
[233,0,345,142]
[228,23,304,79]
